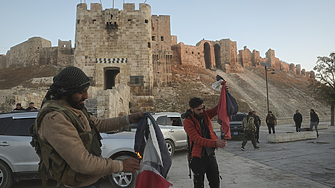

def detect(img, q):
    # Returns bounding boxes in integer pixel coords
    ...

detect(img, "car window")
[0,117,13,134]
[156,116,167,126]
[170,117,183,126]
[4,118,35,136]
[231,114,246,121]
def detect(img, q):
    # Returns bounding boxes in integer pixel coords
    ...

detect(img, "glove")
[129,112,145,123]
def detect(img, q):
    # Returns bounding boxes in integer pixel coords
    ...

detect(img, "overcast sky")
[0,0,334,71]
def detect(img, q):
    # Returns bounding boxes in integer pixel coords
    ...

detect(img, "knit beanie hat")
[51,66,90,96]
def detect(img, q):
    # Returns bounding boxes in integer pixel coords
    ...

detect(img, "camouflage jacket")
[242,116,256,131]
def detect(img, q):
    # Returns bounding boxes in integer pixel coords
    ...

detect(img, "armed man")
[30,66,142,188]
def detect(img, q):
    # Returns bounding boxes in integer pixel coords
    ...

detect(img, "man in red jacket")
[183,97,227,188]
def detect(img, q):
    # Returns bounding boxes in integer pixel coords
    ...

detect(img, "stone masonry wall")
[238,46,251,67]
[171,35,177,45]
[6,37,51,67]
[0,87,47,113]
[280,61,290,72]
[1,37,73,68]
[74,3,154,112]
[0,55,6,69]
[151,15,173,87]
[97,84,130,118]
[176,42,205,68]
[218,39,242,73]
[296,64,301,75]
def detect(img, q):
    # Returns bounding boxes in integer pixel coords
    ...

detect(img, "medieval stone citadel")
[0,3,318,118]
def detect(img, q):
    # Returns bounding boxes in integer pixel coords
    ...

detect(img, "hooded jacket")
[183,106,218,158]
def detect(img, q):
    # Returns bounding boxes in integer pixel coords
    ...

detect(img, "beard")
[66,95,85,110]
[193,112,203,120]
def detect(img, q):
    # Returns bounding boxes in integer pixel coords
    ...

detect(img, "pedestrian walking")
[252,111,261,143]
[241,111,259,151]
[266,111,276,134]
[310,109,319,137]
[293,110,303,132]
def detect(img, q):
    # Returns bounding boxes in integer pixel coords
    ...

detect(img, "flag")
[134,113,172,188]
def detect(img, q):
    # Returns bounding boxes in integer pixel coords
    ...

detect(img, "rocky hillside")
[155,64,330,122]
[0,65,62,89]
[0,64,329,122]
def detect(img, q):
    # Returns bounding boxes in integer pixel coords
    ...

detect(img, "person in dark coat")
[252,111,261,143]
[266,111,276,134]
[12,103,25,112]
[310,109,320,137]
[293,110,303,132]
[26,102,38,111]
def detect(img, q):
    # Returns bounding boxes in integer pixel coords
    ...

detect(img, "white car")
[131,112,187,156]
[0,111,137,188]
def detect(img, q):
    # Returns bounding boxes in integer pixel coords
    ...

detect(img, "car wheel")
[165,140,175,157]
[0,161,13,188]
[109,155,137,188]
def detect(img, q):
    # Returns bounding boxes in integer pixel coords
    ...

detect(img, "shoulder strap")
[186,117,197,179]
[36,100,84,131]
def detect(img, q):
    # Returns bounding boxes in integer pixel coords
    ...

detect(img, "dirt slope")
[0,65,62,89]
[156,64,329,120]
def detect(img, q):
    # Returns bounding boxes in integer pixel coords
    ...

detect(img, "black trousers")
[295,122,301,132]
[191,154,220,188]
[255,125,260,141]
[267,123,275,134]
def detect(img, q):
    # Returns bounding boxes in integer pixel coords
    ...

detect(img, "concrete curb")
[266,131,317,143]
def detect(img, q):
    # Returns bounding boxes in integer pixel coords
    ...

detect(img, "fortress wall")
[1,37,73,69]
[0,55,6,69]
[171,44,182,65]
[151,15,173,87]
[57,40,74,66]
[301,69,306,75]
[280,61,290,72]
[171,35,178,45]
[177,42,205,68]
[251,50,260,66]
[289,63,296,73]
[238,46,252,67]
[38,47,58,65]
[74,3,154,112]
[6,37,51,68]
[296,64,301,75]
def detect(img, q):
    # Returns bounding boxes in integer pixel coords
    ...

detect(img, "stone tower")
[266,48,276,68]
[218,39,240,73]
[151,15,173,87]
[74,3,154,112]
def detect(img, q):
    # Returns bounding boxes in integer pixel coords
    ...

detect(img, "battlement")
[152,15,170,19]
[57,39,71,49]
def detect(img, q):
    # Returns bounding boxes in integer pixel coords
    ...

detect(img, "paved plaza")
[11,123,335,188]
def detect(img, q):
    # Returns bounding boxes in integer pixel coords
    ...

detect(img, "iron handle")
[0,142,10,146]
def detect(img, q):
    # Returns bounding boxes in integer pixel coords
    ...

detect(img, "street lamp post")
[260,62,274,113]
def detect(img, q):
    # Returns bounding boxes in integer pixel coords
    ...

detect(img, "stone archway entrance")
[104,67,120,90]
[204,42,211,69]
[214,44,221,69]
